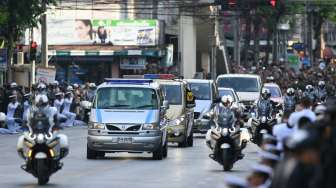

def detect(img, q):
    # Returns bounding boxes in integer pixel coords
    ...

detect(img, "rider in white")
[18,94,69,160]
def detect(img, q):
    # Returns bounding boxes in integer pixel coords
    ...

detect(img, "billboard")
[27,19,160,46]
[36,67,56,84]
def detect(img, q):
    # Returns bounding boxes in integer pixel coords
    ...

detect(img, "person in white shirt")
[273,112,294,151]
[288,97,316,130]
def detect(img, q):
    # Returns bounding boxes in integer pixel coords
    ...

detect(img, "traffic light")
[30,41,37,61]
[270,0,277,7]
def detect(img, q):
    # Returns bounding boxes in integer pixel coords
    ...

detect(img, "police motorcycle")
[17,95,69,185]
[284,88,296,113]
[251,88,277,146]
[205,96,247,171]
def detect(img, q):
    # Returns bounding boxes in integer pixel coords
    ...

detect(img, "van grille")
[106,124,141,131]
[106,124,121,131]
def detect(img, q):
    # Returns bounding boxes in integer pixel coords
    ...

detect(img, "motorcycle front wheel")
[222,149,233,171]
[36,159,50,185]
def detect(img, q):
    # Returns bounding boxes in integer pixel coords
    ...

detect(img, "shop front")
[49,47,166,84]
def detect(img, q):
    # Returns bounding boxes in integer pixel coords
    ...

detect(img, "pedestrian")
[288,97,316,130]
[270,129,321,188]
[247,164,273,188]
[272,112,294,151]
[6,94,23,133]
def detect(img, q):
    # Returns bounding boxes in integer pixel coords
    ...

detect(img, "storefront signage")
[0,49,7,70]
[26,19,160,46]
[36,67,56,84]
[120,57,147,70]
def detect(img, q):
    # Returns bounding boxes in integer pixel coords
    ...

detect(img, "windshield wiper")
[103,104,130,109]
[135,104,155,109]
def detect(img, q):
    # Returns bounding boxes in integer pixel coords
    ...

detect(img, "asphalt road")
[0,127,260,188]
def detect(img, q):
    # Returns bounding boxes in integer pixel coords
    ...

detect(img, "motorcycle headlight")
[88,122,105,130]
[142,123,158,130]
[261,116,267,124]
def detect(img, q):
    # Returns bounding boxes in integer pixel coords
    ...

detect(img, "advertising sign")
[36,68,56,84]
[120,57,147,70]
[27,19,159,46]
[0,49,7,70]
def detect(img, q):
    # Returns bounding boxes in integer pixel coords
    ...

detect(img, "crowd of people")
[225,60,336,188]
[0,81,97,134]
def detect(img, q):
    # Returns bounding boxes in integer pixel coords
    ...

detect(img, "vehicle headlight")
[142,123,158,130]
[88,122,105,129]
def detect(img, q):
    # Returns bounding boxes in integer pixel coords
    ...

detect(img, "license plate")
[117,137,133,144]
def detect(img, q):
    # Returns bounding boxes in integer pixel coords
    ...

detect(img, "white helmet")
[221,95,233,105]
[287,88,295,96]
[73,83,79,88]
[261,88,271,99]
[67,85,73,91]
[0,112,6,122]
[35,94,48,107]
[53,80,59,86]
[37,83,47,89]
[10,82,17,88]
[318,81,325,89]
[306,85,314,91]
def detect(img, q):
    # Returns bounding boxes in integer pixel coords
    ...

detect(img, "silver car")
[87,79,169,160]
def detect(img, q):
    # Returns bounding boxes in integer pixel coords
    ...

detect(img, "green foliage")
[0,0,57,43]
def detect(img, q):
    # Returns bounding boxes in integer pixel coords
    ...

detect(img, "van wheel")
[187,131,194,147]
[153,145,164,160]
[87,145,97,159]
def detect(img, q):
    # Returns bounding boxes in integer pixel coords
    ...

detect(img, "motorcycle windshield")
[30,114,51,134]
[218,114,233,128]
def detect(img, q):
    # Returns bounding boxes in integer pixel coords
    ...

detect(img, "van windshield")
[95,87,158,109]
[217,77,259,92]
[188,83,211,100]
[160,85,182,105]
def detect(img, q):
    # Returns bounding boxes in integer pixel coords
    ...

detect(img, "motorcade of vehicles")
[87,79,169,160]
[185,79,218,134]
[145,74,196,147]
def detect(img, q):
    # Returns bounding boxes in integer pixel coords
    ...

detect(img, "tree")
[0,0,56,82]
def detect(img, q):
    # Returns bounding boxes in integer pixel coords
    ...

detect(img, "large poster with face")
[25,19,159,46]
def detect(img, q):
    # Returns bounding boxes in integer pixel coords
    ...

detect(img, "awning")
[48,49,165,57]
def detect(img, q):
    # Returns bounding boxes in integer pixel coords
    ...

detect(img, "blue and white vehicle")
[185,79,218,134]
[87,79,169,160]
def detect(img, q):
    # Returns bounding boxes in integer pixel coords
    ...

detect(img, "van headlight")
[88,122,105,130]
[142,123,158,130]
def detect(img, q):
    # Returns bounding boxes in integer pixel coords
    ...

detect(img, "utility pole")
[41,0,48,68]
[233,12,240,67]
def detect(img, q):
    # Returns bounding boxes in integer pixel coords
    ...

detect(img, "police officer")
[315,81,327,103]
[257,88,273,118]
[6,94,23,133]
[303,85,316,105]
[284,88,297,113]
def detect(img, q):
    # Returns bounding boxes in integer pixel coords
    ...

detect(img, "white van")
[216,74,262,107]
